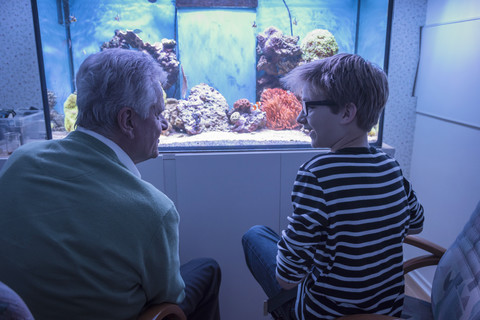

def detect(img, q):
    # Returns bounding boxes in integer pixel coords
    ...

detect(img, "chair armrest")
[137,303,186,320]
[403,235,447,274]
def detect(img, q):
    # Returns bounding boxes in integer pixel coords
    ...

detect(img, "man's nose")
[160,117,169,131]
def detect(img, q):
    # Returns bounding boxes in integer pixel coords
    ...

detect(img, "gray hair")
[281,53,389,131]
[75,48,167,131]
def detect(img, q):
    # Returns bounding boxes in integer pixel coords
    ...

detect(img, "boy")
[242,53,424,319]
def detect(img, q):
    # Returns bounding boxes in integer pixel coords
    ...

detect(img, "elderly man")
[0,48,221,320]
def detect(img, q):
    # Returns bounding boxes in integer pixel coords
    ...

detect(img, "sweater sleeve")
[276,166,327,284]
[143,204,186,305]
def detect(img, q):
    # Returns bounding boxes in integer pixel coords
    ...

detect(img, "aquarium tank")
[32,0,392,151]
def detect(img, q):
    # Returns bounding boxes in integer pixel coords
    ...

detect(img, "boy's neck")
[331,132,369,152]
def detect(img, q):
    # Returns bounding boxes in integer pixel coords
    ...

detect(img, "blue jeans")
[179,258,221,320]
[242,225,296,319]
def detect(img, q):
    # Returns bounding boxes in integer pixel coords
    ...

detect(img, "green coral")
[300,29,339,63]
[162,86,167,103]
[63,92,78,132]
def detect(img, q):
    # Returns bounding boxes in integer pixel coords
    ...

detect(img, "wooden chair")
[265,200,480,320]
[339,200,480,320]
[335,235,447,320]
[137,303,186,320]
[0,281,35,320]
[263,232,447,320]
[0,281,185,320]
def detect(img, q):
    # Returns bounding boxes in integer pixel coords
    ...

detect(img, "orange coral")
[260,88,302,130]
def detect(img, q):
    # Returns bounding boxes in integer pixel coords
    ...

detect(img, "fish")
[133,29,142,34]
[181,65,188,99]
[114,14,120,21]
[148,0,157,2]
[252,21,257,28]
[293,17,298,25]
[82,49,87,55]
[252,101,262,111]
[69,15,77,23]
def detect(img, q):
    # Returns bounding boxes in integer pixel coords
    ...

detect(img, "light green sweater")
[0,131,185,320]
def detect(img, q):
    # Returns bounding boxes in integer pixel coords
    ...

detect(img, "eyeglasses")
[302,100,337,116]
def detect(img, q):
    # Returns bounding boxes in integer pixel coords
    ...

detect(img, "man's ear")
[340,103,358,125]
[117,107,135,139]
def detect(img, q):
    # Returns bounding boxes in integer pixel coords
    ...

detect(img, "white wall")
[383,0,428,177]
[0,1,43,109]
[137,150,321,320]
[408,0,480,287]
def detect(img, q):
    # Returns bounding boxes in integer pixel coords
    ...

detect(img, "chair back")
[431,201,480,320]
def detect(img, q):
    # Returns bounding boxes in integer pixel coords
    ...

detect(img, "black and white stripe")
[276,147,424,319]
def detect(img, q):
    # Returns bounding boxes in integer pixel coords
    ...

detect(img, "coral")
[260,88,302,130]
[368,124,378,137]
[256,26,302,100]
[257,27,301,66]
[300,29,339,63]
[46,89,64,131]
[162,84,229,135]
[229,111,241,124]
[47,90,56,110]
[63,92,78,132]
[162,98,181,136]
[233,98,252,113]
[227,99,267,133]
[244,110,267,132]
[256,74,281,100]
[230,113,247,133]
[50,109,65,132]
[101,30,179,89]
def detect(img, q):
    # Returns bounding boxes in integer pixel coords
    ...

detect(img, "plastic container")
[0,109,46,156]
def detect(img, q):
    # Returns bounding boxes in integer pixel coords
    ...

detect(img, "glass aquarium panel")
[33,0,391,151]
[356,0,390,69]
[178,9,257,106]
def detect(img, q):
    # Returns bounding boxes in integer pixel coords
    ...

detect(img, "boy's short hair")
[281,53,389,131]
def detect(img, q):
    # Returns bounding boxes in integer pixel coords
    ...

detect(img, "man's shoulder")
[123,179,176,214]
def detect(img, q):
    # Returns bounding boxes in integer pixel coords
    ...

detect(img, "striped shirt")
[276,147,424,320]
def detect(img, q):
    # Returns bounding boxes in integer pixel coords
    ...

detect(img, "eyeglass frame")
[302,100,338,116]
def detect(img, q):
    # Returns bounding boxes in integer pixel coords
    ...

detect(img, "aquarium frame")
[31,0,52,140]
[30,0,394,152]
[377,0,395,148]
[175,0,257,8]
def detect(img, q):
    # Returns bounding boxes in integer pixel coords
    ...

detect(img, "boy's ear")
[117,107,135,139]
[340,103,358,124]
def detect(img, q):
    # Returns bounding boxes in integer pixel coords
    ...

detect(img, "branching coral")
[260,88,301,130]
[256,26,302,100]
[101,30,179,89]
